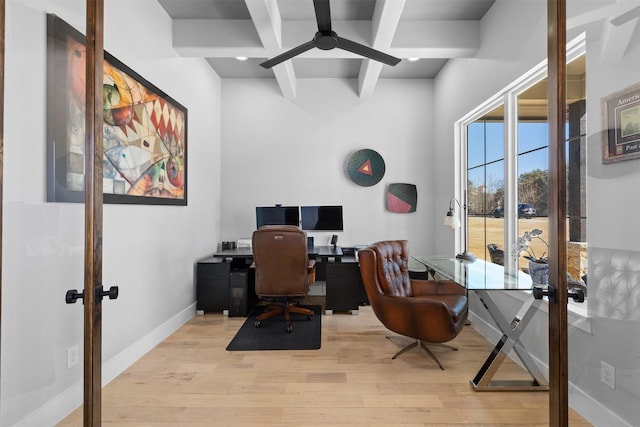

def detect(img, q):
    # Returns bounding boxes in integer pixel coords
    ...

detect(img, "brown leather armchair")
[252,225,316,333]
[358,240,468,369]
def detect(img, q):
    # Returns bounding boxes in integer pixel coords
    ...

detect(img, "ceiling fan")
[260,0,401,69]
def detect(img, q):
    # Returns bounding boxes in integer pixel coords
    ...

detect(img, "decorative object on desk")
[601,81,640,163]
[512,228,549,264]
[46,15,187,205]
[442,194,475,261]
[512,228,549,284]
[386,183,417,213]
[226,305,321,351]
[236,238,252,249]
[528,261,549,285]
[346,149,385,187]
[259,0,400,69]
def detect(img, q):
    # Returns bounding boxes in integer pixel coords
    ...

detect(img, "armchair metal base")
[386,337,458,370]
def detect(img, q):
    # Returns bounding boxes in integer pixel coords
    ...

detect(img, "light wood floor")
[58,306,591,426]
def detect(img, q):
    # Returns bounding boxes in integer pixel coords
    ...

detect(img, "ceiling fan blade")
[336,37,401,66]
[314,0,332,32]
[260,40,316,69]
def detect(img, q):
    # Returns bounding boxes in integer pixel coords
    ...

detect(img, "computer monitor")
[301,205,344,231]
[255,206,300,228]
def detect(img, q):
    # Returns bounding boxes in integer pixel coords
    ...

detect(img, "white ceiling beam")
[601,14,638,62]
[245,0,282,48]
[359,0,405,98]
[372,0,405,47]
[392,21,480,50]
[172,19,479,59]
[245,0,296,99]
[567,2,638,30]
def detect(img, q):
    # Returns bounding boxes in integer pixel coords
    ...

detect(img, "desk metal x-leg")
[471,290,549,391]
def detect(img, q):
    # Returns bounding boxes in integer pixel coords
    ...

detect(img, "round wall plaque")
[346,149,385,187]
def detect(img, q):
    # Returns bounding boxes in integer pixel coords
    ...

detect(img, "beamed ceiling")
[157,0,496,98]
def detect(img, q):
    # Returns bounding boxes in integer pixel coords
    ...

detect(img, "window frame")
[454,35,589,321]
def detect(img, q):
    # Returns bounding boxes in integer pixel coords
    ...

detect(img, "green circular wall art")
[347,149,385,187]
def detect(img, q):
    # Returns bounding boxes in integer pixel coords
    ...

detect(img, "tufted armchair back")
[371,240,413,297]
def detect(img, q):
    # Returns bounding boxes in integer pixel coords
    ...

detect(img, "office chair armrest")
[411,279,466,296]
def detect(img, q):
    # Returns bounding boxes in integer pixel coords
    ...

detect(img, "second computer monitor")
[301,205,343,231]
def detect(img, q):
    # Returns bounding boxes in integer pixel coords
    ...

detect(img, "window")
[459,37,587,296]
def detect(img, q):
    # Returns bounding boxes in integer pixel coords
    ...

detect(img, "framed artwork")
[46,14,187,205]
[601,82,640,164]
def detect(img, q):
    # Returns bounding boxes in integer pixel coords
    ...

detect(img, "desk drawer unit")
[325,262,367,312]
[196,258,230,313]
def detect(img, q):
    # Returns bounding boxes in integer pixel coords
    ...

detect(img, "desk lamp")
[442,196,476,262]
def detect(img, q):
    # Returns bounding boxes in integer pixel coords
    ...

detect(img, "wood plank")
[83,0,104,425]
[547,0,570,425]
[57,307,591,426]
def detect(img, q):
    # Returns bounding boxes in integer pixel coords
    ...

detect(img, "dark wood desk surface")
[213,245,344,259]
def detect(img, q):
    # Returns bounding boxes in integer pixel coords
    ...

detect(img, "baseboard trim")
[15,304,196,427]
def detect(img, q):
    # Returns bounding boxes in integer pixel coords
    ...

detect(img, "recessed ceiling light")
[235,56,248,61]
[407,57,420,62]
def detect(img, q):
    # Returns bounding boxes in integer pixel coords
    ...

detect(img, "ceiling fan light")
[407,57,420,62]
[235,56,248,61]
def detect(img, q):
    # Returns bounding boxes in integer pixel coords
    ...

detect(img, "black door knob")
[65,289,84,304]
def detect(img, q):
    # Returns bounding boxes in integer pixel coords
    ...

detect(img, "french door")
[0,0,108,424]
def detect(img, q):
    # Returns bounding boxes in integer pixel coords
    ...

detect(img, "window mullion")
[504,92,519,271]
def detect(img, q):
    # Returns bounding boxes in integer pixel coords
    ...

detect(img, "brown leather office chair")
[252,225,316,333]
[358,240,468,369]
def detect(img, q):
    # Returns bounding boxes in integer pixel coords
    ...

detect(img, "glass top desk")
[413,256,548,392]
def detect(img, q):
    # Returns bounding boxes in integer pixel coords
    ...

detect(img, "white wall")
[220,78,438,255]
[1,0,221,425]
[434,0,640,425]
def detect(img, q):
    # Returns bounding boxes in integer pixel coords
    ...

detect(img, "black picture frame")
[601,82,640,164]
[46,14,188,205]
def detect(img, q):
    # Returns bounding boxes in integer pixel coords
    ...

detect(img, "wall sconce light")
[442,196,476,262]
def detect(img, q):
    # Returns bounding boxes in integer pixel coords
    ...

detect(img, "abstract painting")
[46,14,187,205]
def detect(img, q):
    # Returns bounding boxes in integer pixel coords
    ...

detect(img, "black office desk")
[212,245,343,260]
[197,246,366,315]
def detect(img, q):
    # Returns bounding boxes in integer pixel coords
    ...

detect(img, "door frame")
[83,0,105,424]
[547,0,570,424]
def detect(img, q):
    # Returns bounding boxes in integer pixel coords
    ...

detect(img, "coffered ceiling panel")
[157,0,496,98]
